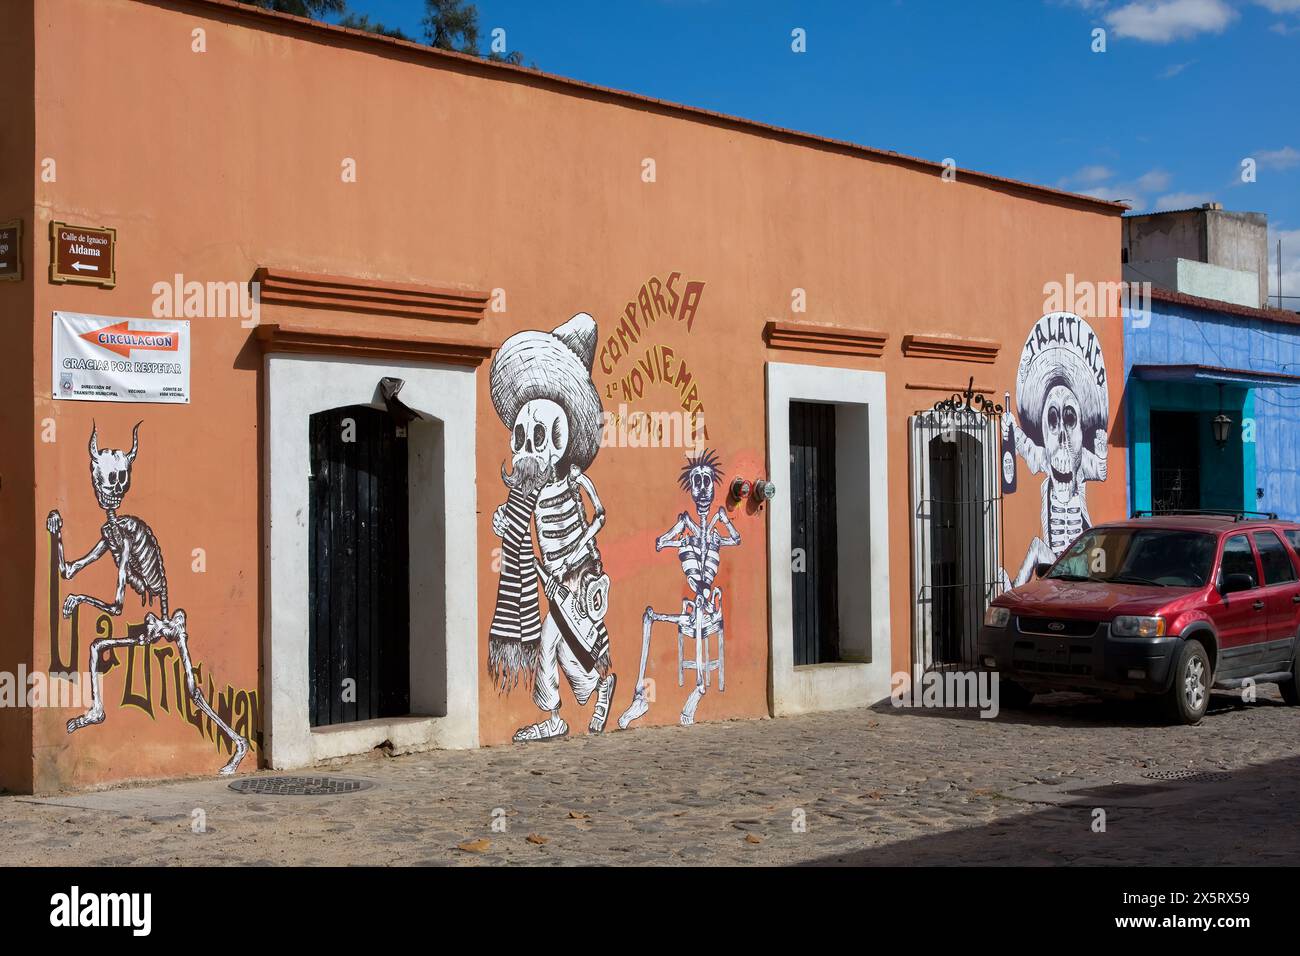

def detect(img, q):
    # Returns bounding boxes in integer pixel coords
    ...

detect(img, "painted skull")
[678,448,723,513]
[1043,384,1083,490]
[686,465,717,511]
[511,398,567,471]
[88,423,139,512]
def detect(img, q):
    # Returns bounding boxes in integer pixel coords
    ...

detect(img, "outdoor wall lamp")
[1212,383,1232,449]
[1212,413,1233,449]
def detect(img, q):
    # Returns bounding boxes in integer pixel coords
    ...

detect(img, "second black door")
[790,401,840,666]
[308,404,410,727]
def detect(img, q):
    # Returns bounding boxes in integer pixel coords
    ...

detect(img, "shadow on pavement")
[798,751,1300,866]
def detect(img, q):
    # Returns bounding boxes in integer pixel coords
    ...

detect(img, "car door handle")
[1253,600,1266,611]
[1292,594,1300,604]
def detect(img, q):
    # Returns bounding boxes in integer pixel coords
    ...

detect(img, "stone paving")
[3,688,1299,866]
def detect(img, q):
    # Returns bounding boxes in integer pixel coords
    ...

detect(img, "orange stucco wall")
[8,0,1126,792]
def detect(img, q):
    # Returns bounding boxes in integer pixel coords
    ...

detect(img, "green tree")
[423,0,525,64]
[239,0,526,64]
[337,12,411,41]
[240,0,346,17]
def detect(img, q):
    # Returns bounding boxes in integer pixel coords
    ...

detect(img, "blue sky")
[329,0,1299,302]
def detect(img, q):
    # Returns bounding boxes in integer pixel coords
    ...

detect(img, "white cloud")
[1071,168,1175,211]
[1135,169,1173,192]
[1154,191,1215,209]
[1256,146,1300,170]
[1256,0,1300,13]
[1270,19,1300,32]
[1104,0,1238,42]
[1060,164,1116,187]
[1159,60,1194,77]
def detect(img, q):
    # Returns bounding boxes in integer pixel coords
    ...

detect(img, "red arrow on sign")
[80,321,181,359]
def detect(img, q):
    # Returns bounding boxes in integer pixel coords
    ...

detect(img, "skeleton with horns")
[47,423,248,775]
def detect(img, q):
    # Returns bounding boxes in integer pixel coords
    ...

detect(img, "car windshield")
[1045,528,1217,588]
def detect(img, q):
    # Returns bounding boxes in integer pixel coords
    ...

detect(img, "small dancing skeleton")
[47,423,249,775]
[619,449,740,728]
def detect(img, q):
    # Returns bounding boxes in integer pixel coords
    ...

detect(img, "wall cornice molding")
[763,320,888,357]
[253,267,489,324]
[900,334,1000,364]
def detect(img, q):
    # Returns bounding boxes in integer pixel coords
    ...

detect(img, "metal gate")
[308,404,411,727]
[909,387,1004,674]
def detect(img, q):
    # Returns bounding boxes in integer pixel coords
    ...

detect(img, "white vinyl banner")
[52,311,190,404]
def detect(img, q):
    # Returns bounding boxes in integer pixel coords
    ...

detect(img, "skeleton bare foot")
[588,674,616,733]
[67,707,104,733]
[680,683,706,726]
[617,683,650,729]
[218,737,249,775]
[513,715,569,742]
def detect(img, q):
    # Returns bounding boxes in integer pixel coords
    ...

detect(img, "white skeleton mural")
[47,423,249,775]
[488,313,618,742]
[619,449,741,728]
[1003,312,1110,587]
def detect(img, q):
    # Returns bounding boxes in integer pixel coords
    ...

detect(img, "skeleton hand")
[491,505,508,537]
[46,510,62,535]
[62,595,81,618]
[1001,411,1013,443]
[1094,429,1108,457]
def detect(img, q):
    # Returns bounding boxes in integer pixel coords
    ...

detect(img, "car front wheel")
[1165,639,1211,725]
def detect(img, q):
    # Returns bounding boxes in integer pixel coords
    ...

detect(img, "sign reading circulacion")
[52,311,190,404]
[49,221,116,288]
[0,219,21,281]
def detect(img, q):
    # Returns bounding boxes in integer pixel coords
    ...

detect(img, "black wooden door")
[309,404,410,727]
[928,431,985,667]
[1151,410,1201,511]
[789,401,840,665]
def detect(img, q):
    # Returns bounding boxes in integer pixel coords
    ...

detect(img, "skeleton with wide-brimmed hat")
[488,313,617,742]
[1003,312,1110,587]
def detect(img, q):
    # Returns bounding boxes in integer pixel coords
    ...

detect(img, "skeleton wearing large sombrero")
[488,313,617,742]
[1004,312,1109,587]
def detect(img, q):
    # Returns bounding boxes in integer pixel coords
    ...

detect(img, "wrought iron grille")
[909,393,1005,672]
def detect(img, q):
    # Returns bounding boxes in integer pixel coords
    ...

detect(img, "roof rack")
[1131,509,1279,522]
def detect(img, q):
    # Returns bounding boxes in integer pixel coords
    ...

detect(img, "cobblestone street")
[4,689,1299,866]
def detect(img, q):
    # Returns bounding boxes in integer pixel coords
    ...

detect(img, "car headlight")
[983,606,1011,628]
[1111,615,1165,637]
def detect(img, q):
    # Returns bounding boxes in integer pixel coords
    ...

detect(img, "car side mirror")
[1220,572,1256,595]
[1034,562,1053,579]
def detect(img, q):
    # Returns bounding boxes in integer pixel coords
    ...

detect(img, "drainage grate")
[1141,769,1232,783]
[228,775,374,796]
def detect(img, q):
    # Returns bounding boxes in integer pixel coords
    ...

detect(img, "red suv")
[977,511,1300,724]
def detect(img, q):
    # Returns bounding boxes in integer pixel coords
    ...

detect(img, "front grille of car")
[1014,658,1094,676]
[1016,616,1098,638]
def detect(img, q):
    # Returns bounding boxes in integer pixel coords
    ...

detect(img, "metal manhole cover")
[228,775,374,796]
[1141,769,1232,783]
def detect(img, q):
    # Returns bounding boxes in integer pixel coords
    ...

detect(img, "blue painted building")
[1124,287,1300,520]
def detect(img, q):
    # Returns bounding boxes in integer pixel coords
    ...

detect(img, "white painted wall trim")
[765,362,892,716]
[263,354,479,769]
